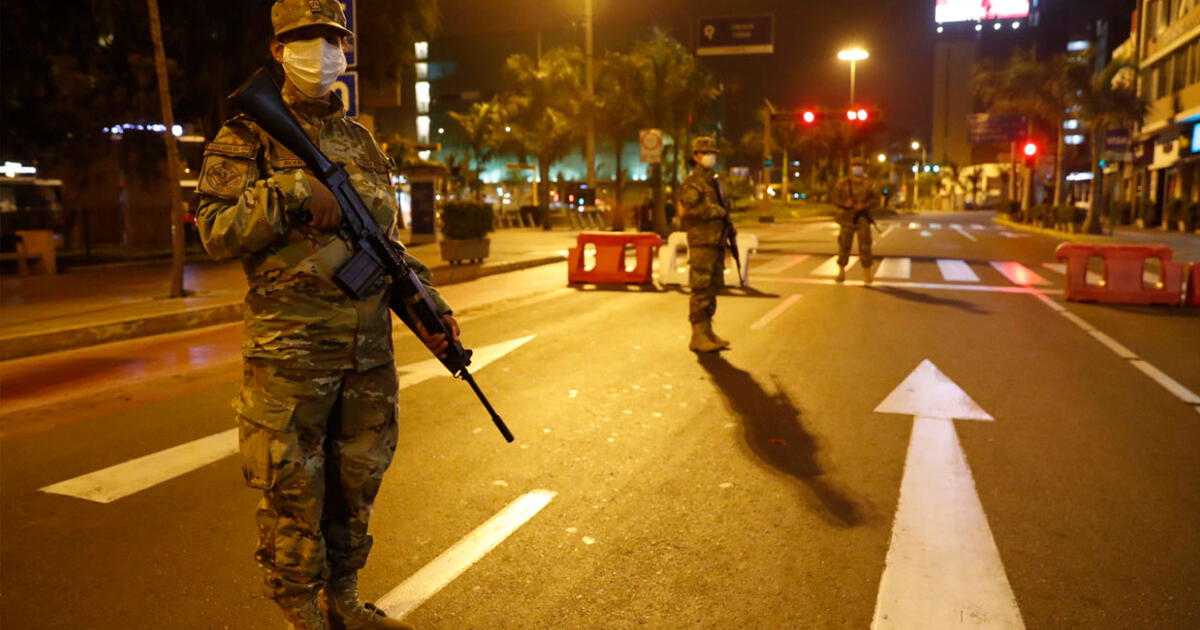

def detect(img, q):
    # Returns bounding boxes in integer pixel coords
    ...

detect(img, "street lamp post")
[911,140,927,210]
[837,48,869,106]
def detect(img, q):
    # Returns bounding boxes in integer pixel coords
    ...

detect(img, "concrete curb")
[0,254,565,361]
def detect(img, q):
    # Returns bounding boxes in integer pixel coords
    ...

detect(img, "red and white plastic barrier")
[567,232,662,285]
[1055,243,1186,306]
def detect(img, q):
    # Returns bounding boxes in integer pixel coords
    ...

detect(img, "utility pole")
[762,100,774,201]
[147,0,187,298]
[584,0,597,197]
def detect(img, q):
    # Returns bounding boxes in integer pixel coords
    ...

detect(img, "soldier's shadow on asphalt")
[870,286,990,314]
[697,354,866,529]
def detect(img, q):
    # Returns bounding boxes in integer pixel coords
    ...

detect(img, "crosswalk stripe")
[812,256,857,276]
[990,261,1050,286]
[875,257,912,280]
[929,223,942,229]
[1041,262,1103,286]
[936,259,979,282]
[919,230,933,238]
[969,224,987,230]
[756,254,809,275]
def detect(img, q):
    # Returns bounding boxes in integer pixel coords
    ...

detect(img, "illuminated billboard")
[935,0,1030,24]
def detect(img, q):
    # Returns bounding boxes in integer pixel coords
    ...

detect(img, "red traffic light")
[802,110,817,124]
[1023,141,1039,157]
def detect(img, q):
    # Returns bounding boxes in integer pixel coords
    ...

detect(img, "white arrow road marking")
[872,360,1025,630]
[379,489,556,619]
[40,335,537,504]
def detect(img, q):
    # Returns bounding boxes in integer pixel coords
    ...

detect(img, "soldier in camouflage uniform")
[195,2,452,628]
[831,157,880,286]
[678,137,731,353]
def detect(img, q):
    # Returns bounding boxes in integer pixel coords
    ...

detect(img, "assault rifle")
[230,67,514,443]
[710,174,745,287]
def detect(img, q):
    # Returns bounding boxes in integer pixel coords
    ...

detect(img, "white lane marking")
[874,258,912,280]
[1130,360,1200,404]
[908,222,921,229]
[751,295,802,331]
[40,336,538,504]
[951,224,978,242]
[756,276,1063,295]
[880,225,897,240]
[812,256,857,277]
[969,224,987,230]
[756,254,809,275]
[1032,292,1200,408]
[919,230,933,238]
[999,231,1020,238]
[1041,263,1103,286]
[929,223,942,229]
[990,262,1050,286]
[379,490,557,618]
[937,259,980,283]
[40,429,239,504]
[873,361,1024,630]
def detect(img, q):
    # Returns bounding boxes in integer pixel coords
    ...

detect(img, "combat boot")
[862,264,873,286]
[835,266,846,283]
[704,321,731,349]
[278,591,329,630]
[689,322,724,353]
[322,574,414,630]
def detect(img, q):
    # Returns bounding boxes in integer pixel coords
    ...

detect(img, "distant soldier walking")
[679,137,731,353]
[195,1,454,628]
[831,157,880,285]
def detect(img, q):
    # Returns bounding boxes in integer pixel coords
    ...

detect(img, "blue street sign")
[697,15,774,56]
[340,0,357,67]
[333,71,358,118]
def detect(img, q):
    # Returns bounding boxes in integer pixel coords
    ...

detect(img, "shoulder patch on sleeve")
[203,117,262,159]
[198,155,253,200]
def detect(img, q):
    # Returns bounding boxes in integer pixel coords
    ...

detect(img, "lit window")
[1067,41,1090,52]
[1064,119,1080,130]
[414,41,428,61]
[416,63,428,80]
[417,116,431,144]
[415,81,431,114]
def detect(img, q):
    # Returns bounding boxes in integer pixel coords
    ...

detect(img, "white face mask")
[699,154,718,169]
[851,166,865,177]
[281,38,347,98]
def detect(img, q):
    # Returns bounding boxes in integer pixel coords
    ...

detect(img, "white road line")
[40,336,538,504]
[751,295,802,331]
[756,276,1063,295]
[880,225,897,240]
[379,490,557,619]
[919,230,933,238]
[873,361,1025,630]
[999,231,1019,238]
[756,254,809,275]
[951,224,978,242]
[812,256,857,277]
[1041,262,1104,286]
[40,429,239,504]
[1129,361,1200,404]
[969,224,987,230]
[990,261,1050,286]
[929,223,942,229]
[874,257,912,280]
[936,259,980,282]
[1032,291,1200,408]
[908,222,921,229]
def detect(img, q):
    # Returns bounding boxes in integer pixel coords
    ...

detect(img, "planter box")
[440,238,490,265]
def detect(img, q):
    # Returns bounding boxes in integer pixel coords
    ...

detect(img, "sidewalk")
[0,228,578,361]
[993,216,1200,261]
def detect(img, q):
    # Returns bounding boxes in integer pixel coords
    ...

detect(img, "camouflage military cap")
[272,0,352,38]
[691,136,718,154]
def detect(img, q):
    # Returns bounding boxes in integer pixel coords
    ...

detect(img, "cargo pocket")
[233,389,298,490]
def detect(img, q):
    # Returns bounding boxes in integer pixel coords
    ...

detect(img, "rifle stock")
[229,67,514,443]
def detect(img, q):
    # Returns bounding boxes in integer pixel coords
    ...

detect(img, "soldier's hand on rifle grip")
[304,173,343,230]
[417,314,459,359]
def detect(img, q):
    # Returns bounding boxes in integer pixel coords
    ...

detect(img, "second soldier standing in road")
[679,137,732,353]
[831,157,880,286]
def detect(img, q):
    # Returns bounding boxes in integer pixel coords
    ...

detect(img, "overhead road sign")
[697,15,773,56]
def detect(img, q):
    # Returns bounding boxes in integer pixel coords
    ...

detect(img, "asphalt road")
[2,212,1198,629]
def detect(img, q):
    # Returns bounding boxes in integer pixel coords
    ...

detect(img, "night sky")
[436,0,1137,146]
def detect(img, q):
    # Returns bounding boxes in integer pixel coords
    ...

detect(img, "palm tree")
[1077,57,1147,234]
[449,99,500,200]
[595,50,646,227]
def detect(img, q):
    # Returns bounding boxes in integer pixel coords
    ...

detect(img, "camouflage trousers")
[836,212,874,268]
[687,222,726,323]
[234,359,399,600]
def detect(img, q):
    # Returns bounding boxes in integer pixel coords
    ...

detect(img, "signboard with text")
[697,15,774,56]
[640,129,663,163]
[935,0,1030,24]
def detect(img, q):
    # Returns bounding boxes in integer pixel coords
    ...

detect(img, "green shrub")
[441,201,494,240]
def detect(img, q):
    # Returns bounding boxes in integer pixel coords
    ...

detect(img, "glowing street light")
[877,153,887,163]
[837,48,870,105]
